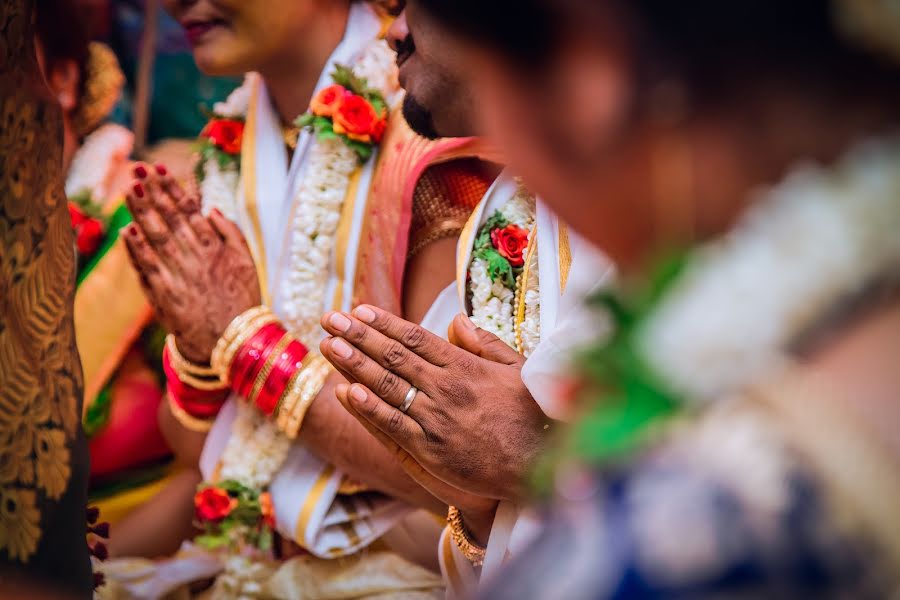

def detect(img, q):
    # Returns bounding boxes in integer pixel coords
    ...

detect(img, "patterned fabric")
[478,403,886,600]
[408,158,495,259]
[0,0,92,594]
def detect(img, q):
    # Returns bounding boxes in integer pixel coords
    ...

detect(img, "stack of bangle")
[447,506,487,567]
[202,306,334,438]
[163,336,229,432]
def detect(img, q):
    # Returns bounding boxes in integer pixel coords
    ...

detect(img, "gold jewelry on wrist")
[211,306,278,384]
[447,506,486,567]
[167,394,215,433]
[275,353,332,439]
[165,335,226,390]
[248,332,291,407]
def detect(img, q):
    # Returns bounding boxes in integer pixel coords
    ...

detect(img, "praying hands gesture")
[320,305,551,504]
[123,163,261,363]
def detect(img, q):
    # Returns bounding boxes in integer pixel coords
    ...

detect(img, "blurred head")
[34,0,90,170]
[387,6,479,138]
[413,0,900,265]
[162,0,347,76]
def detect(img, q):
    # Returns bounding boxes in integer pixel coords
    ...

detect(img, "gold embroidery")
[0,2,80,564]
[558,221,572,294]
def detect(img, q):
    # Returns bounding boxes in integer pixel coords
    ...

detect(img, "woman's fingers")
[122,224,180,320]
[320,336,430,417]
[320,311,439,387]
[153,164,219,250]
[209,208,251,252]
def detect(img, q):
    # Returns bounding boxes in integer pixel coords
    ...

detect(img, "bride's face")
[162,0,319,76]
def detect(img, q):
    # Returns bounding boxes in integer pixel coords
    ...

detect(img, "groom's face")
[388,3,479,139]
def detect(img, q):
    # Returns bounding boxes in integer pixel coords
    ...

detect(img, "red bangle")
[163,349,228,419]
[168,382,228,419]
[256,338,308,415]
[230,323,285,399]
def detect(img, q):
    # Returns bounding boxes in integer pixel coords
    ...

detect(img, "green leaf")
[296,112,316,128]
[195,533,230,550]
[342,137,374,162]
[82,386,113,438]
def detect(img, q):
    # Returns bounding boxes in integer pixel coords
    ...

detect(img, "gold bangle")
[273,352,316,425]
[211,306,274,378]
[166,334,217,376]
[248,332,292,409]
[447,506,486,567]
[166,335,227,390]
[167,394,215,433]
[276,354,331,439]
[215,313,280,385]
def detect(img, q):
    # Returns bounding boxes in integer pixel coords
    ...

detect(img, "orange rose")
[201,119,244,155]
[332,93,379,143]
[194,487,237,523]
[310,84,347,118]
[259,492,275,529]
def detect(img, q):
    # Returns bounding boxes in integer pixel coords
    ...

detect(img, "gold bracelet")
[273,352,317,425]
[166,334,217,376]
[248,332,292,408]
[214,313,279,385]
[166,335,227,390]
[167,394,215,433]
[447,506,486,567]
[211,306,274,378]
[277,354,332,439]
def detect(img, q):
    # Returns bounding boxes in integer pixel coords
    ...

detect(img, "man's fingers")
[342,382,421,451]
[321,311,439,386]
[320,336,431,418]
[450,313,524,366]
[350,304,458,367]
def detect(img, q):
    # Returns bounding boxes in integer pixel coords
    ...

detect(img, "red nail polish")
[134,165,147,179]
[133,182,144,198]
[155,164,168,176]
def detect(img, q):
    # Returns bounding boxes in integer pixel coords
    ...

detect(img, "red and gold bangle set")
[164,306,332,437]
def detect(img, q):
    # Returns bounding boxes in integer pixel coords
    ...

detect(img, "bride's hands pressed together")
[123,163,261,363]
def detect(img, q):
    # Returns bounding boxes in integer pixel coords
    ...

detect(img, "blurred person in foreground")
[331,0,900,597]
[0,0,93,596]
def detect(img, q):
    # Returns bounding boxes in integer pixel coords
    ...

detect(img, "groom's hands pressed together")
[320,305,551,504]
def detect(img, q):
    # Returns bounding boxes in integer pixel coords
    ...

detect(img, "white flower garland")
[637,136,900,403]
[277,137,359,347]
[468,187,540,355]
[65,123,134,201]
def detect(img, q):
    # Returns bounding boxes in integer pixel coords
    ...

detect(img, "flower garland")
[64,124,134,269]
[191,40,396,590]
[551,135,900,477]
[468,184,541,354]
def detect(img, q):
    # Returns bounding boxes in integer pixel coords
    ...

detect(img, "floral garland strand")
[468,186,539,352]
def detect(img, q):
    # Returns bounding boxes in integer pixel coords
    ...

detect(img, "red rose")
[332,93,379,143]
[201,119,244,155]
[491,224,530,267]
[371,116,387,144]
[310,84,346,118]
[76,218,105,256]
[194,487,237,523]
[68,202,87,227]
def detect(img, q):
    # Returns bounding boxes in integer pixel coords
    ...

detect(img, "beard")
[402,94,442,140]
